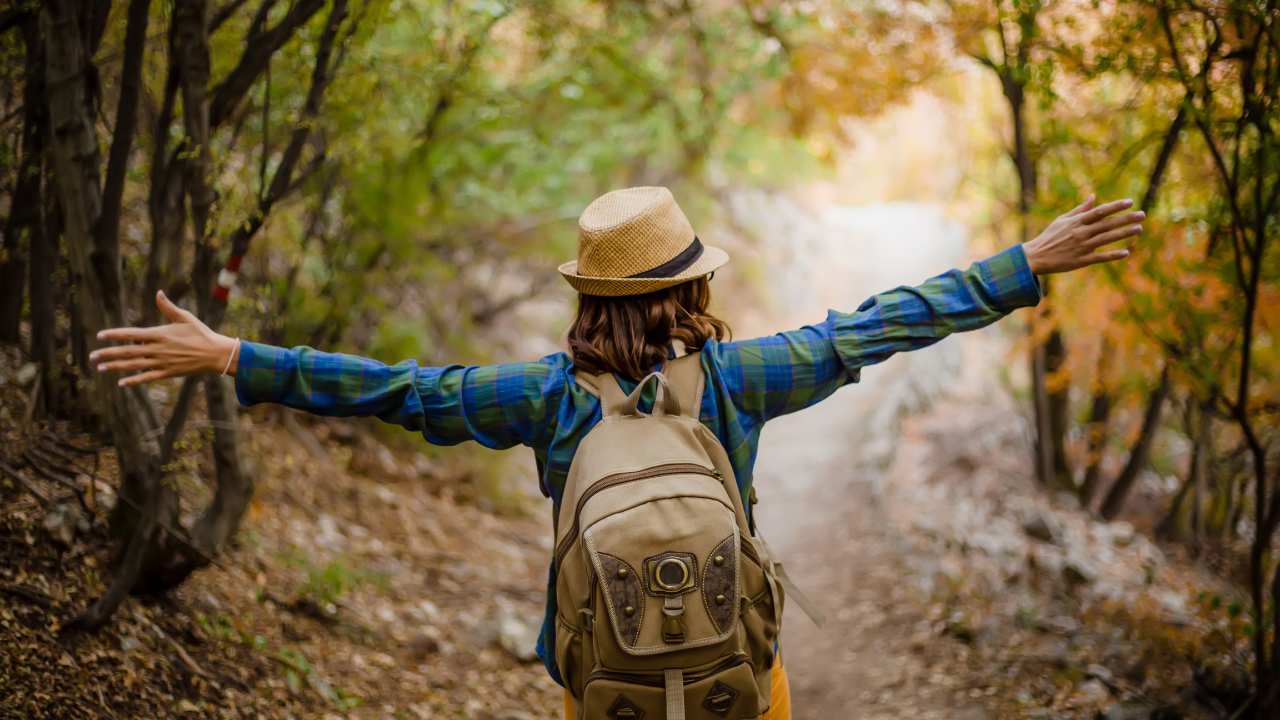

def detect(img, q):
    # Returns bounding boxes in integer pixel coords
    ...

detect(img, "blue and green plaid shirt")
[233,244,1042,684]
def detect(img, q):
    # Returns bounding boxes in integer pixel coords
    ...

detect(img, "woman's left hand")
[1022,195,1144,274]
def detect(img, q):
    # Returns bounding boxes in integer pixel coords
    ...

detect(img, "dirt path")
[741,196,994,718]
[755,393,996,720]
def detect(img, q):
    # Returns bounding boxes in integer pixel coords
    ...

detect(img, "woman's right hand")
[89,291,240,387]
[1021,195,1144,275]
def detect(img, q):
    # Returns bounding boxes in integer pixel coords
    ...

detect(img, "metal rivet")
[715,594,726,605]
[617,567,629,579]
[624,605,635,616]
[713,555,725,566]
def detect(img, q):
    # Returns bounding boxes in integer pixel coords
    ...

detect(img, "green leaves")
[215,0,903,362]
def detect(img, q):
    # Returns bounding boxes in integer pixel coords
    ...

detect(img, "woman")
[89,186,1142,717]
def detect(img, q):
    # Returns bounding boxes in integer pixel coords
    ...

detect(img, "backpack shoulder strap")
[573,350,704,419]
[664,350,704,420]
[576,371,632,417]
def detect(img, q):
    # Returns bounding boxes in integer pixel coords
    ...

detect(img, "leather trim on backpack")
[701,534,738,634]
[596,552,645,646]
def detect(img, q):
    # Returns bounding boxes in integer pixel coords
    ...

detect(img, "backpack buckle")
[661,595,686,644]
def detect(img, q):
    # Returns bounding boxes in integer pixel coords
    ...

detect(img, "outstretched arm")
[89,292,561,449]
[709,195,1143,423]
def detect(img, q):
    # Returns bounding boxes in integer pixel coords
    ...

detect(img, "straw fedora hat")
[558,186,729,296]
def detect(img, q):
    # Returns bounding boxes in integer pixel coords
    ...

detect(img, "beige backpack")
[554,352,793,719]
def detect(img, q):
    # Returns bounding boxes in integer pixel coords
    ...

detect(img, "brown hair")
[568,278,731,381]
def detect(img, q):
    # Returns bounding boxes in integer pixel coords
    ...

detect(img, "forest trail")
[738,195,992,718]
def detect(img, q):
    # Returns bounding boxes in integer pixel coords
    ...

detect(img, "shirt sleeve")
[706,243,1042,423]
[233,343,564,450]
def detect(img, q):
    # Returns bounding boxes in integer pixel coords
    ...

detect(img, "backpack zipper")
[554,463,720,568]
[584,652,750,687]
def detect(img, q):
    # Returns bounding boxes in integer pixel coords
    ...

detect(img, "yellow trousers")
[562,654,791,719]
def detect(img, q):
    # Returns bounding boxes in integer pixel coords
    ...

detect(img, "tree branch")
[208,0,326,130]
[210,0,253,33]
[95,0,152,261]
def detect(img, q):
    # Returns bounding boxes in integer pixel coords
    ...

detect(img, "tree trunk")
[4,18,40,345]
[96,0,151,261]
[146,0,349,592]
[1079,344,1113,507]
[1030,339,1052,485]
[1004,69,1070,491]
[175,0,214,246]
[1099,366,1172,520]
[0,234,25,343]
[1191,407,1208,543]
[143,375,253,591]
[142,26,186,326]
[1006,72,1045,486]
[40,0,175,628]
[1224,471,1245,539]
[1156,468,1195,542]
[139,0,256,592]
[1265,560,1280,720]
[28,200,56,416]
[1156,402,1209,542]
[0,221,27,344]
[0,17,43,344]
[1044,325,1071,488]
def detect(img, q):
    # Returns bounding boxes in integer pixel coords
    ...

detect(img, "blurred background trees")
[0,0,1276,714]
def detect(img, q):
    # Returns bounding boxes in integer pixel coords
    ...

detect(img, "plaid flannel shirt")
[234,244,1042,685]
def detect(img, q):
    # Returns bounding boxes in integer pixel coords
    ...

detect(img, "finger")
[1080,198,1135,224]
[1066,193,1096,216]
[1080,248,1131,267]
[1086,223,1143,249]
[97,326,161,343]
[96,357,158,373]
[1083,211,1145,243]
[118,367,178,387]
[156,290,194,324]
[89,344,154,363]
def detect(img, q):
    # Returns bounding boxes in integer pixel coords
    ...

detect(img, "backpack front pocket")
[582,654,760,720]
[583,493,740,669]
